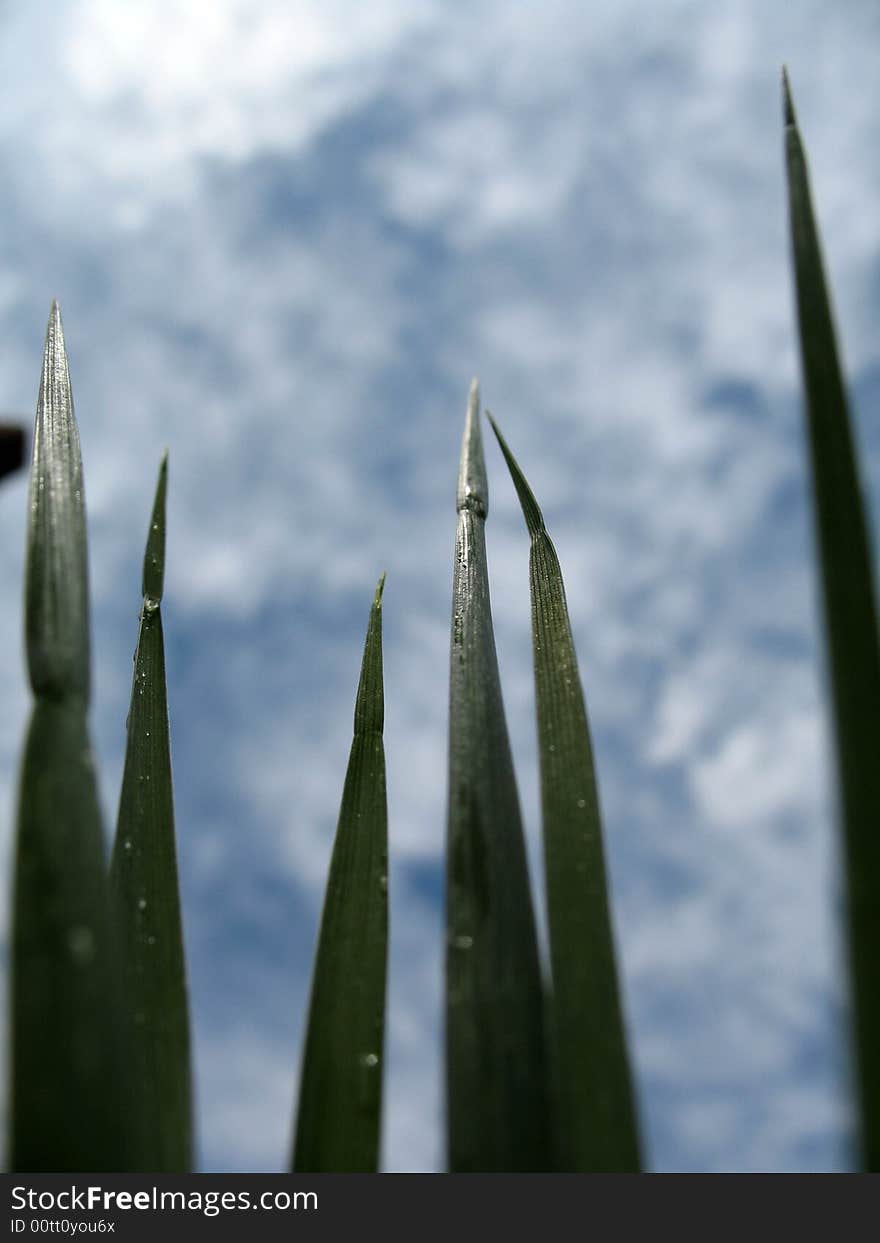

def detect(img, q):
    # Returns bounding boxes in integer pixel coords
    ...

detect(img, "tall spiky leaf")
[488,413,641,1171]
[446,380,552,1171]
[110,453,193,1172]
[25,302,90,701]
[783,70,880,1170]
[9,302,127,1171]
[293,575,389,1172]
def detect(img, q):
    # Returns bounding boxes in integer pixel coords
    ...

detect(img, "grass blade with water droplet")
[110,452,193,1171]
[292,575,389,1172]
[488,412,641,1171]
[446,381,552,1171]
[783,70,880,1170]
[9,302,128,1171]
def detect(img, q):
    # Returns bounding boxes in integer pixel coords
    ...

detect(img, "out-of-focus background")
[0,1,878,1172]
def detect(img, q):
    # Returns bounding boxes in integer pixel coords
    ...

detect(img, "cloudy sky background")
[0,0,878,1172]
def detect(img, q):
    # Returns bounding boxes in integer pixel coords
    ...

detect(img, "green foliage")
[488,413,641,1171]
[783,70,880,1171]
[24,303,90,702]
[9,304,129,1172]
[3,75,878,1175]
[292,575,389,1173]
[445,381,552,1172]
[110,453,193,1172]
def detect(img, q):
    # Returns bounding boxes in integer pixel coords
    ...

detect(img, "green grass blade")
[25,301,90,702]
[292,574,389,1172]
[9,302,127,1171]
[110,453,193,1172]
[783,70,880,1170]
[11,702,128,1171]
[445,380,552,1172]
[488,413,641,1171]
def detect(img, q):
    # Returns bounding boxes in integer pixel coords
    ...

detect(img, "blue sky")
[0,1,878,1172]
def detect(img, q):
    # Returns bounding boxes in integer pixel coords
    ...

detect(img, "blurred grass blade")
[488,413,641,1171]
[110,453,193,1172]
[293,575,389,1172]
[0,422,25,482]
[783,70,880,1170]
[446,380,552,1172]
[9,301,127,1171]
[12,705,128,1171]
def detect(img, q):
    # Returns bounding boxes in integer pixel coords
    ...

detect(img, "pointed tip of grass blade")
[446,384,553,1172]
[113,448,192,1170]
[486,412,545,538]
[373,571,386,609]
[456,377,487,519]
[496,423,642,1168]
[781,66,797,129]
[783,56,880,1171]
[294,573,389,1171]
[354,576,385,737]
[142,453,168,604]
[48,299,63,345]
[25,299,90,701]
